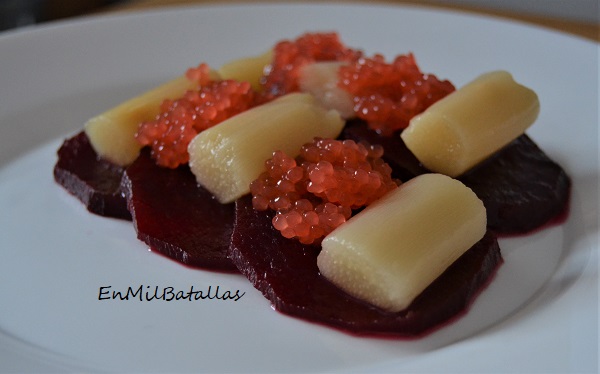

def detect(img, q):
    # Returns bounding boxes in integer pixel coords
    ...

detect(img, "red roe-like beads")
[260,32,362,100]
[250,138,398,244]
[338,53,455,135]
[261,33,454,135]
[185,63,213,86]
[136,63,257,168]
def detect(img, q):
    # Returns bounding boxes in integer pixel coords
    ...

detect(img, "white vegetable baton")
[298,62,354,118]
[317,173,486,312]
[401,71,539,177]
[84,75,207,166]
[218,50,273,91]
[188,93,345,204]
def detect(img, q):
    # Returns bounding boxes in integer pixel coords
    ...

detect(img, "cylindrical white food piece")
[401,71,539,177]
[218,50,273,91]
[84,74,211,166]
[298,62,354,118]
[317,173,487,312]
[188,93,345,203]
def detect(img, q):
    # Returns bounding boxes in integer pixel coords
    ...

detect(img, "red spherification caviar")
[338,54,456,135]
[185,63,213,86]
[136,64,257,168]
[250,138,398,244]
[261,32,454,135]
[260,32,362,100]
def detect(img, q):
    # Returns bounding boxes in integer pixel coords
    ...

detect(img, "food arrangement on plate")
[53,32,570,337]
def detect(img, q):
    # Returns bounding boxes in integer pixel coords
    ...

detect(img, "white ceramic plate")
[0,3,597,373]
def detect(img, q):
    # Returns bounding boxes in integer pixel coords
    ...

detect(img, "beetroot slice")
[342,120,571,234]
[122,149,237,272]
[459,134,571,234]
[53,131,131,220]
[230,195,502,337]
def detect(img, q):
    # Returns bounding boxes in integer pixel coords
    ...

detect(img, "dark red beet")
[459,134,571,234]
[229,195,502,337]
[122,149,237,272]
[53,132,131,220]
[342,120,571,234]
[53,122,565,336]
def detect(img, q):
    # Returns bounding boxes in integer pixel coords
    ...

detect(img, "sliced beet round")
[229,195,502,337]
[53,131,131,220]
[342,120,571,235]
[459,134,571,234]
[122,149,237,272]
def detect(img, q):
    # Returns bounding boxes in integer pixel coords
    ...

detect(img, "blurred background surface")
[0,0,598,41]
[0,0,124,30]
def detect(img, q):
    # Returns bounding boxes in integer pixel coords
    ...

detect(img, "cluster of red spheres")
[338,53,455,134]
[136,64,256,168]
[250,138,398,244]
